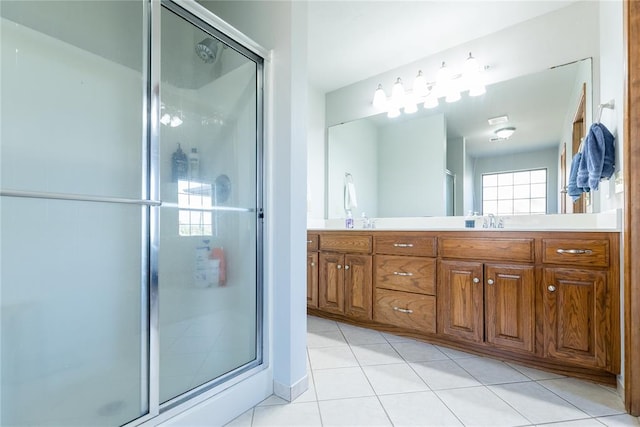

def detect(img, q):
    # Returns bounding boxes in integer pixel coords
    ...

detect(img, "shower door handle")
[0,189,162,206]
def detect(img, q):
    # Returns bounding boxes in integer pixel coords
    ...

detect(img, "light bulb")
[413,70,428,98]
[391,77,405,108]
[404,94,418,114]
[372,84,387,110]
[464,52,485,96]
[170,115,183,127]
[423,90,438,109]
[387,107,401,118]
[160,113,171,126]
[435,62,452,98]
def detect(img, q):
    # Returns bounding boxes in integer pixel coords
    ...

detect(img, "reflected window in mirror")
[482,169,547,216]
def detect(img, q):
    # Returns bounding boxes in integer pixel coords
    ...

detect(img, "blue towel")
[576,123,615,191]
[567,151,589,201]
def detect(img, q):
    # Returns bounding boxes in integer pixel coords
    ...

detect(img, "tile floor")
[226,315,640,427]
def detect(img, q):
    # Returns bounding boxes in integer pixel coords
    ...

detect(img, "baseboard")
[273,374,308,402]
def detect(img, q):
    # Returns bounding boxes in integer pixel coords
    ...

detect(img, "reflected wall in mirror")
[326,58,591,219]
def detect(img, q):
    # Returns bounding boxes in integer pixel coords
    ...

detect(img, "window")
[177,179,213,236]
[482,169,547,215]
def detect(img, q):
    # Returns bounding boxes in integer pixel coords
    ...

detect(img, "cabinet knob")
[337,264,342,269]
[344,265,350,270]
[307,240,313,244]
[473,277,480,284]
[310,262,315,267]
[487,279,494,285]
[548,285,557,292]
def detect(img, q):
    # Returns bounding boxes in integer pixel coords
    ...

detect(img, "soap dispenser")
[345,210,354,229]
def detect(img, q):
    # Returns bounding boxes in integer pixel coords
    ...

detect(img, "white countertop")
[308,210,621,232]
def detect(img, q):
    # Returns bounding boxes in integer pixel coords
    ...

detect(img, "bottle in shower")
[189,147,200,180]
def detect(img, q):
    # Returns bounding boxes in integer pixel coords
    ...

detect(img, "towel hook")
[597,99,615,123]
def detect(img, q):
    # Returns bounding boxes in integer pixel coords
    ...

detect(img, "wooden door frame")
[624,0,640,415]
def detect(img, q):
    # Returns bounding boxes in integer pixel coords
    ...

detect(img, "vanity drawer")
[439,237,534,262]
[374,235,436,257]
[307,233,319,251]
[542,239,609,267]
[320,234,372,253]
[375,255,436,295]
[374,288,436,334]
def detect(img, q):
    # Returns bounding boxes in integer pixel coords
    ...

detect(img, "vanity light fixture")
[494,127,516,139]
[371,53,486,117]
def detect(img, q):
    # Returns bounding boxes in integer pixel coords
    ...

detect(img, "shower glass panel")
[1,1,147,425]
[158,6,261,404]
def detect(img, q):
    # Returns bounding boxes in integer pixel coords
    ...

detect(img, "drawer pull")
[307,240,313,243]
[392,306,413,314]
[393,243,414,248]
[393,271,413,277]
[556,248,593,255]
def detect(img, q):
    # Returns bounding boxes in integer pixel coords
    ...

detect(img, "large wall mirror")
[326,58,592,219]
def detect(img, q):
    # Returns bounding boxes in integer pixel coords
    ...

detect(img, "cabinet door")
[344,254,373,320]
[307,252,318,308]
[439,260,484,343]
[319,253,345,314]
[544,268,609,369]
[485,264,535,353]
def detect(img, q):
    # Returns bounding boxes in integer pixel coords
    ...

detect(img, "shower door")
[1,0,265,424]
[1,1,149,425]
[156,4,263,405]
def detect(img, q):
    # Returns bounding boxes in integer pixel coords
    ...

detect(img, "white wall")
[447,137,465,216]
[378,114,447,217]
[472,147,559,214]
[326,120,378,219]
[307,85,326,220]
[598,0,625,390]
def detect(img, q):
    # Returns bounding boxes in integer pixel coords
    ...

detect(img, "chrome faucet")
[488,213,496,228]
[361,212,371,229]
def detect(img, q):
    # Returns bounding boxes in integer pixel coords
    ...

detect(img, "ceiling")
[307,1,578,93]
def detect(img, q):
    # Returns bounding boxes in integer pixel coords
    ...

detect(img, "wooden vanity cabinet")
[318,234,373,321]
[307,233,319,308]
[308,229,620,383]
[373,233,437,334]
[540,236,619,372]
[438,259,535,353]
[438,236,536,354]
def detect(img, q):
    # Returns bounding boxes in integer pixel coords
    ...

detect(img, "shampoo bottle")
[189,148,200,180]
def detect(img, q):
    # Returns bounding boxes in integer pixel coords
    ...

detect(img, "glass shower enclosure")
[0,1,264,425]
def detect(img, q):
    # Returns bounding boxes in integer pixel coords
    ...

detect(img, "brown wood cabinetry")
[307,233,319,308]
[308,229,620,384]
[373,232,438,335]
[317,233,373,321]
[438,260,535,353]
[541,236,618,372]
[307,251,318,308]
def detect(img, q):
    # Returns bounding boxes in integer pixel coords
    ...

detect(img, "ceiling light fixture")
[371,53,486,118]
[494,127,516,139]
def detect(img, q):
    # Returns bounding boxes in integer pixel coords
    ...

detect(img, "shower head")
[195,38,219,63]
